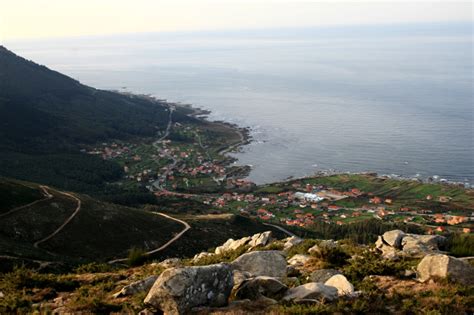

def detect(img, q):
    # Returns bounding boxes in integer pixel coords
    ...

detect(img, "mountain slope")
[0,46,196,192]
[0,177,185,265]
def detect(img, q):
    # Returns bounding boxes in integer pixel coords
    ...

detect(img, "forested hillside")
[0,46,196,192]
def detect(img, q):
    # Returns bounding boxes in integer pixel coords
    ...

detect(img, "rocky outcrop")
[235,276,288,300]
[192,252,215,263]
[144,263,233,314]
[213,231,273,256]
[113,275,158,298]
[416,254,474,285]
[231,251,287,278]
[283,282,338,303]
[248,231,272,248]
[324,274,354,296]
[308,269,342,283]
[375,230,446,259]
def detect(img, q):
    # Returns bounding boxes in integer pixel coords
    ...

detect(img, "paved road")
[107,212,191,264]
[0,185,53,218]
[34,189,82,249]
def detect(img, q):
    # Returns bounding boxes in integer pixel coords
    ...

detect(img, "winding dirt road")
[107,212,190,264]
[0,185,53,219]
[34,190,82,249]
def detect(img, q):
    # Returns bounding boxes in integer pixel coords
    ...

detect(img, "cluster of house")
[431,213,470,225]
[84,142,133,160]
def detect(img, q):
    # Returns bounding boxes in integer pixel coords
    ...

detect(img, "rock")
[283,282,338,302]
[192,252,215,263]
[308,269,341,283]
[308,240,337,256]
[416,254,474,285]
[379,244,400,260]
[0,291,3,298]
[138,308,155,315]
[286,265,301,277]
[215,236,252,255]
[375,235,385,249]
[324,274,354,296]
[113,275,158,298]
[283,236,303,251]
[233,270,252,289]
[231,251,287,278]
[235,276,288,300]
[248,231,272,248]
[144,263,233,314]
[288,254,311,268]
[382,230,405,249]
[402,235,446,254]
[159,258,182,269]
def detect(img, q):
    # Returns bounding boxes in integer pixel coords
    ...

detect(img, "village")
[82,121,473,236]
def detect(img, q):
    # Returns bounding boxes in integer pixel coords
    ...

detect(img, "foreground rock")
[324,274,354,296]
[375,230,447,259]
[283,283,338,303]
[192,252,215,263]
[231,251,287,278]
[288,254,311,268]
[417,254,474,285]
[248,231,273,248]
[144,263,233,314]
[309,269,342,283]
[235,276,288,300]
[381,230,405,248]
[113,275,158,298]
[308,240,337,256]
[283,236,303,251]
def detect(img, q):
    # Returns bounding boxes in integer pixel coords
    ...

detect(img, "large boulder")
[231,251,287,278]
[416,254,474,285]
[144,263,233,314]
[382,230,405,249]
[282,282,338,303]
[324,274,354,296]
[113,275,158,298]
[401,235,446,255]
[248,231,272,248]
[308,269,341,283]
[235,276,288,300]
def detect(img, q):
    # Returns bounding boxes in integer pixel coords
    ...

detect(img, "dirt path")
[262,222,296,237]
[107,212,190,264]
[34,190,82,249]
[0,185,53,218]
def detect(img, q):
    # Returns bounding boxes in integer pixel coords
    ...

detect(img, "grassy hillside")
[0,179,184,265]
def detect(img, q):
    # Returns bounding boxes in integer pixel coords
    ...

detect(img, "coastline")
[161,100,473,190]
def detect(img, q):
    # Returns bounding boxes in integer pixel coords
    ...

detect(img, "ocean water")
[6,23,473,184]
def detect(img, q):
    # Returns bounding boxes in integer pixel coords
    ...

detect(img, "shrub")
[127,247,147,267]
[342,250,416,284]
[312,245,351,268]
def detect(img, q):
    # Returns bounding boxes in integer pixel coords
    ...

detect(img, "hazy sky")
[1,0,472,41]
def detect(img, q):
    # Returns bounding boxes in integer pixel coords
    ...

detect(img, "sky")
[0,0,472,41]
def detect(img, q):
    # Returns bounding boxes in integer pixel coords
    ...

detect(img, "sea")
[6,22,473,185]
